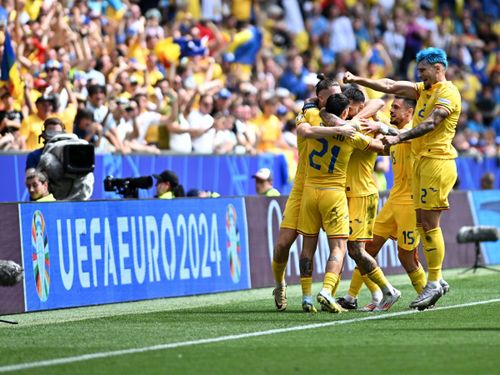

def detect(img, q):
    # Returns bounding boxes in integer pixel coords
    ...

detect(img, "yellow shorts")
[280,189,302,230]
[297,186,349,238]
[413,157,457,210]
[348,193,378,241]
[373,199,420,251]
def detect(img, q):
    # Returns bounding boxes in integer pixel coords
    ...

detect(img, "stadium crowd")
[0,0,497,163]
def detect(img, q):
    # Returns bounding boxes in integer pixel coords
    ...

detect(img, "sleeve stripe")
[434,104,451,115]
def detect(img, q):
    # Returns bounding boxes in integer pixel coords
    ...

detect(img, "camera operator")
[37,118,95,201]
[25,168,55,202]
[25,118,65,170]
[153,170,185,199]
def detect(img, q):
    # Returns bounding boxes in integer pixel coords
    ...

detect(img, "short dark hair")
[325,94,350,116]
[315,73,340,95]
[87,84,106,97]
[394,96,416,110]
[74,109,94,126]
[43,117,64,130]
[343,85,365,103]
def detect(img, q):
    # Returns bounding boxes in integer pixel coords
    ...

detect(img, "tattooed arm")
[382,107,449,146]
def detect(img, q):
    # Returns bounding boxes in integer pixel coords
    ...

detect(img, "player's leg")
[317,237,347,313]
[297,187,322,312]
[272,191,302,311]
[339,200,393,310]
[345,195,400,311]
[300,235,319,312]
[398,247,426,294]
[393,203,426,295]
[317,190,348,313]
[410,158,456,309]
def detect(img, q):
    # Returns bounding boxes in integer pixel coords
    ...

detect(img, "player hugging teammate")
[273,47,459,313]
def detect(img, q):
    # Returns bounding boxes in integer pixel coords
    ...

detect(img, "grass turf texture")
[1,268,499,374]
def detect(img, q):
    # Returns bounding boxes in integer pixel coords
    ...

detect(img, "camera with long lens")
[104,176,153,198]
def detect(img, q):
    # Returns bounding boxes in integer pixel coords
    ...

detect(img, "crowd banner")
[0,204,25,315]
[470,191,500,265]
[0,153,290,202]
[18,198,250,312]
[245,191,477,289]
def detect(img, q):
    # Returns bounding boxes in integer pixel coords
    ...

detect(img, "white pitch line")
[1,298,499,373]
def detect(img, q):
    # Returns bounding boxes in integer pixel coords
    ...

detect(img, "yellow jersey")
[346,131,378,198]
[303,109,371,190]
[388,122,414,204]
[411,80,461,159]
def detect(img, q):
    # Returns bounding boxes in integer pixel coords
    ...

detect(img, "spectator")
[25,169,55,202]
[154,170,185,199]
[187,94,216,153]
[73,108,102,146]
[252,168,280,197]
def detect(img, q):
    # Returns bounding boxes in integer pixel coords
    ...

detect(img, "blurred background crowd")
[0,0,498,168]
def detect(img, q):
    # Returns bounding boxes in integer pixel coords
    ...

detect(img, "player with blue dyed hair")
[342,47,461,310]
[416,47,448,69]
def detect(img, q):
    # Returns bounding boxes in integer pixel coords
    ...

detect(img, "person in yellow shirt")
[296,93,386,313]
[330,86,401,312]
[25,168,56,202]
[272,75,385,311]
[271,76,355,312]
[19,95,57,150]
[344,47,460,310]
[252,97,288,153]
[344,97,428,311]
[154,170,185,199]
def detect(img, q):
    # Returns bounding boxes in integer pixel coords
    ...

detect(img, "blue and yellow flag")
[106,0,126,21]
[1,31,22,102]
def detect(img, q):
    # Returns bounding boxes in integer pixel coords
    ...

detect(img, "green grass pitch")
[1,268,499,374]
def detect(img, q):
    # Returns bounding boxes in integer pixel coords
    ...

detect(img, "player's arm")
[297,122,356,139]
[360,119,401,136]
[343,71,418,100]
[383,106,449,146]
[352,98,385,119]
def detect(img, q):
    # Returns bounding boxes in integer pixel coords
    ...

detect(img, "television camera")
[104,176,153,198]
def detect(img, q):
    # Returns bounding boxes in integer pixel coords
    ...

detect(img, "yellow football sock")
[272,260,287,286]
[361,273,382,294]
[347,267,363,298]
[300,277,313,297]
[323,272,339,294]
[367,267,390,290]
[408,265,426,294]
[422,227,445,282]
[332,273,342,296]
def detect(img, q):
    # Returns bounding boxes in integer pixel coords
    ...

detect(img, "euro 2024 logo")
[31,210,50,302]
[225,204,241,284]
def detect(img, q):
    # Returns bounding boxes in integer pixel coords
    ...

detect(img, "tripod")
[462,241,500,274]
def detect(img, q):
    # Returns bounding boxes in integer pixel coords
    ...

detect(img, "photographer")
[154,170,185,199]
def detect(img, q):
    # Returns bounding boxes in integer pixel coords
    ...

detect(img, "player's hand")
[338,124,356,139]
[360,119,381,134]
[343,71,355,84]
[382,135,400,146]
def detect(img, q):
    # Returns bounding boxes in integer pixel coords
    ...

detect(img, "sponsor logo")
[225,204,241,283]
[31,211,50,302]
